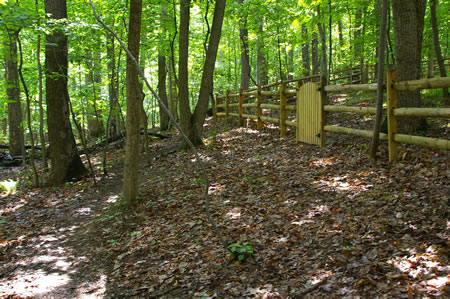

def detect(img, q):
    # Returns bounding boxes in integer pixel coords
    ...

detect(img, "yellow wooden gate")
[296,82,324,146]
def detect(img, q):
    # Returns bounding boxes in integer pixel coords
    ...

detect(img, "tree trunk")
[45,0,87,185]
[430,0,449,98]
[189,0,226,145]
[158,6,170,130]
[337,19,344,51]
[369,0,388,163]
[238,0,250,89]
[301,24,310,77]
[354,9,363,83]
[36,0,47,170]
[5,28,24,156]
[168,55,178,123]
[256,17,268,85]
[392,0,427,132]
[317,6,328,84]
[107,33,122,138]
[178,0,192,139]
[122,0,142,206]
[312,33,319,75]
[158,53,170,130]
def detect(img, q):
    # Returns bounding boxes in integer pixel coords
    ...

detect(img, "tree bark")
[158,53,170,130]
[317,6,328,84]
[45,0,87,185]
[392,0,427,133]
[36,0,47,170]
[190,0,226,145]
[256,17,268,85]
[369,0,388,163]
[238,0,250,89]
[312,33,319,75]
[122,0,142,206]
[430,0,449,98]
[168,55,178,123]
[158,6,170,130]
[178,0,192,139]
[107,33,122,138]
[301,24,310,77]
[354,9,363,83]
[5,28,24,156]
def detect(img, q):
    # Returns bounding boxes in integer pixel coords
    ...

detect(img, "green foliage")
[191,178,206,185]
[227,239,255,262]
[422,88,444,107]
[243,176,255,183]
[0,0,446,149]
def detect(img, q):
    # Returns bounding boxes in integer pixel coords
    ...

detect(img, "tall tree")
[36,0,47,170]
[238,0,250,89]
[311,33,319,75]
[45,0,87,185]
[392,0,427,132]
[430,0,448,99]
[317,5,328,84]
[122,0,142,206]
[369,0,388,162]
[178,0,191,140]
[301,24,310,77]
[158,5,170,130]
[256,17,268,85]
[4,27,24,156]
[178,0,226,146]
[106,33,122,138]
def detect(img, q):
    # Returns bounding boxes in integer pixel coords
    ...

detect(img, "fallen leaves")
[0,119,449,297]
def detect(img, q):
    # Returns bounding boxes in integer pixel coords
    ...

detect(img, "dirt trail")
[0,166,123,298]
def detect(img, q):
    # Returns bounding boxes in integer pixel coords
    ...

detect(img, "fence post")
[225,90,230,123]
[257,85,263,129]
[387,70,398,162]
[239,88,244,127]
[280,82,287,136]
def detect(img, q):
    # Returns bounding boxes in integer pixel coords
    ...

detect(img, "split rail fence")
[215,71,450,162]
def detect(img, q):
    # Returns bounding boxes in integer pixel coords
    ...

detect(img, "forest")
[0,0,449,297]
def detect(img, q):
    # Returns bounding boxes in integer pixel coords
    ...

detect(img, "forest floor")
[0,109,449,297]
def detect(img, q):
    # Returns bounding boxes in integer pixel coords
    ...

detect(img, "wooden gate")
[296,82,324,146]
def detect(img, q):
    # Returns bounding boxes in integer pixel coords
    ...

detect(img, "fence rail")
[215,70,449,162]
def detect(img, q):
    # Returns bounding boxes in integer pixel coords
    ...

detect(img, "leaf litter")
[0,119,448,298]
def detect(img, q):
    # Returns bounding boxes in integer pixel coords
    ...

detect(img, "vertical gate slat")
[296,82,322,145]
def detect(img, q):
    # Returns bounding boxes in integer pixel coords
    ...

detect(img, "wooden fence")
[215,72,450,162]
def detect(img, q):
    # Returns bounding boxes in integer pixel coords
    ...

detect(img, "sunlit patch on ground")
[0,270,71,297]
[292,205,329,227]
[74,207,92,216]
[387,244,449,294]
[106,194,119,204]
[227,207,242,220]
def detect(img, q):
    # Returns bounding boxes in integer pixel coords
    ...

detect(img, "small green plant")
[0,180,17,195]
[256,177,266,184]
[243,177,255,183]
[228,239,255,262]
[191,178,206,184]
